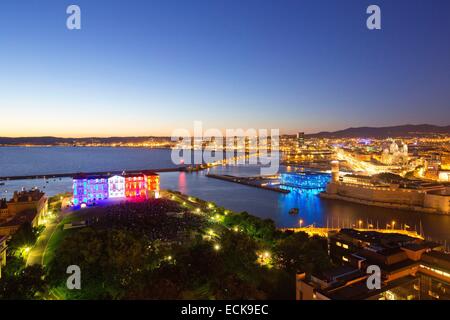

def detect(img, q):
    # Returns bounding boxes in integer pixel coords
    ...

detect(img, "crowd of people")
[86,198,206,242]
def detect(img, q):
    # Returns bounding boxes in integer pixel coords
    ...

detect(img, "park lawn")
[42,210,89,266]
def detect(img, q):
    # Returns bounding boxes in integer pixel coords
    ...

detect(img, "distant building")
[72,171,160,207]
[323,163,450,214]
[7,189,48,219]
[0,199,8,221]
[297,229,450,300]
[331,160,339,183]
[297,132,305,148]
[0,236,6,279]
[438,171,450,182]
[380,139,409,165]
[0,189,48,236]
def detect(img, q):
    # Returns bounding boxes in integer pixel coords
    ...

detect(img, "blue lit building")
[280,172,330,190]
[72,175,109,206]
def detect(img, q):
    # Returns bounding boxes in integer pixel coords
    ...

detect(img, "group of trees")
[0,223,46,299]
[1,197,334,300]
[44,202,333,300]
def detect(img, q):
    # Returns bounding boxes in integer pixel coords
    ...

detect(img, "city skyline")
[1,0,450,137]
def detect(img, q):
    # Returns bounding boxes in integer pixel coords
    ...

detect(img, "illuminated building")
[125,174,146,198]
[438,171,450,182]
[124,173,160,199]
[108,175,126,198]
[331,160,339,183]
[73,175,109,206]
[297,229,450,300]
[72,171,160,207]
[280,172,330,190]
[145,173,160,199]
[380,139,409,165]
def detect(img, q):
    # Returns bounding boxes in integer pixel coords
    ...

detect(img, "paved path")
[26,198,73,267]
[26,218,60,266]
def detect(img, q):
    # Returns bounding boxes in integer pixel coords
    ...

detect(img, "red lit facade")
[124,173,160,199]
[125,174,147,198]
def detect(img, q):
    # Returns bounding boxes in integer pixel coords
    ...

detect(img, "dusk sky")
[0,0,449,137]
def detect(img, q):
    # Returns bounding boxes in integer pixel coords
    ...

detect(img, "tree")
[274,232,332,275]
[0,265,47,299]
[7,222,37,254]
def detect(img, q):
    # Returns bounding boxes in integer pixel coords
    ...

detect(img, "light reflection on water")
[0,151,449,243]
[160,166,450,243]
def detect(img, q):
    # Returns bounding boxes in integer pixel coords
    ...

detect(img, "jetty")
[206,174,290,194]
[0,166,190,181]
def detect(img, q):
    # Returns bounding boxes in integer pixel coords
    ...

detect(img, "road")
[26,197,72,267]
[336,148,378,174]
[26,218,60,266]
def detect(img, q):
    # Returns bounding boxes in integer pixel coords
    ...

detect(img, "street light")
[392,220,396,230]
[299,219,303,228]
[358,220,363,228]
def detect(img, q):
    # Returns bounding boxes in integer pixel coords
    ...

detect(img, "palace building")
[72,171,160,206]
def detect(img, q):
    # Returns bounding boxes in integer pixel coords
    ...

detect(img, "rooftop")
[0,209,38,227]
[73,171,159,180]
[335,228,417,246]
[8,189,45,203]
[324,275,418,300]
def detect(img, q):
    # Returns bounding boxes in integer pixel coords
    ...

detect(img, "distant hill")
[0,136,171,146]
[307,124,450,138]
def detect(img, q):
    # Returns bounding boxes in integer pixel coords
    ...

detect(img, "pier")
[0,166,189,181]
[206,174,290,194]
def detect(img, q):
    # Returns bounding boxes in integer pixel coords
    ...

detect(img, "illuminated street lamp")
[213,244,221,251]
[358,220,363,228]
[299,219,303,228]
[392,220,396,230]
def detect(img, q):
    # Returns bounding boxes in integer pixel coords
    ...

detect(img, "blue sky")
[0,0,449,137]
